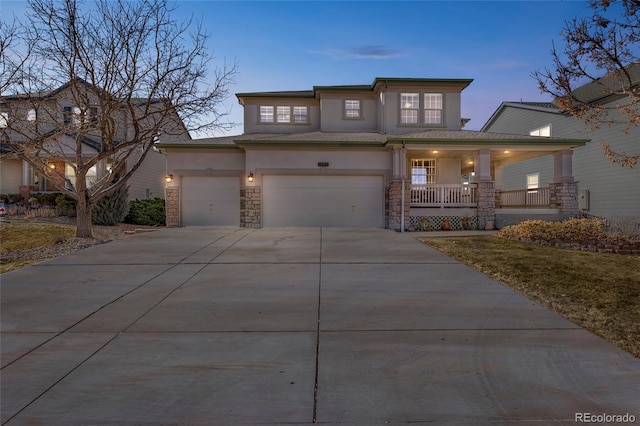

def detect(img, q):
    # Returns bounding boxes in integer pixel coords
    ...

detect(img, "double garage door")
[181,175,384,228]
[263,175,384,228]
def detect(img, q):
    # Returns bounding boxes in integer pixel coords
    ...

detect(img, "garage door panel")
[263,175,384,228]
[182,176,240,226]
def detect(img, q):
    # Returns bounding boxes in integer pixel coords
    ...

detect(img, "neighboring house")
[482,77,640,222]
[0,80,189,202]
[157,77,587,230]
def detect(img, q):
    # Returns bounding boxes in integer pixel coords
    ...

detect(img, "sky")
[0,0,604,137]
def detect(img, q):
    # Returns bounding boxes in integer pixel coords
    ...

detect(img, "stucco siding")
[319,96,377,132]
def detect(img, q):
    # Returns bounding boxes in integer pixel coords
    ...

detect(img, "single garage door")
[181,176,240,226]
[263,175,384,228]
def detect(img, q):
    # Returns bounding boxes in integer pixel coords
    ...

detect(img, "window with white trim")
[401,92,443,125]
[526,173,539,189]
[530,125,551,137]
[293,106,308,123]
[260,106,274,123]
[423,93,443,124]
[277,106,291,123]
[401,93,419,124]
[27,109,37,122]
[344,100,361,119]
[411,159,436,184]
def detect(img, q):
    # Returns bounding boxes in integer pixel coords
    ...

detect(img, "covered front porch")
[386,130,588,231]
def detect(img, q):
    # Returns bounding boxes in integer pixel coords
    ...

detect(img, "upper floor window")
[344,100,361,119]
[530,125,551,137]
[424,93,443,124]
[0,112,7,128]
[277,106,291,123]
[526,173,540,190]
[401,93,419,124]
[27,108,37,122]
[63,106,98,126]
[260,105,308,124]
[293,106,308,123]
[260,106,274,123]
[400,92,443,125]
[411,159,436,184]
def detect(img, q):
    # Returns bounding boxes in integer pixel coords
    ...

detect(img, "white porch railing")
[498,187,550,208]
[411,184,478,207]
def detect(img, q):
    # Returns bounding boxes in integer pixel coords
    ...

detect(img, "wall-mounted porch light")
[247,172,254,183]
[165,174,173,183]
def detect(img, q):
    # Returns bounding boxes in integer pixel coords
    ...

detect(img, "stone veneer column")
[549,181,579,215]
[388,180,410,231]
[165,187,180,227]
[241,186,262,228]
[476,181,496,230]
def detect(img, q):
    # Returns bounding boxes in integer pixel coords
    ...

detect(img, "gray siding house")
[0,80,189,202]
[482,93,640,221]
[158,77,587,230]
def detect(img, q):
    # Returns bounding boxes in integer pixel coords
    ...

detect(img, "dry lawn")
[419,236,640,358]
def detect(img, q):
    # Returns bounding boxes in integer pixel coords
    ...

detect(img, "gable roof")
[480,101,563,131]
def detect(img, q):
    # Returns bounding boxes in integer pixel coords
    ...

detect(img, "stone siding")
[476,181,496,230]
[165,187,180,227]
[241,186,261,228]
[388,180,410,231]
[550,181,579,215]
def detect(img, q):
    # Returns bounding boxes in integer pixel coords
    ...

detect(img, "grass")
[418,236,640,358]
[0,221,76,273]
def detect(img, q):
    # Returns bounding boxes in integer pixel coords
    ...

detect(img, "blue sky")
[1,0,601,136]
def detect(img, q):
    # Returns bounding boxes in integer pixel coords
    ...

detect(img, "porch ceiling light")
[165,174,173,183]
[48,163,56,169]
[247,172,254,183]
[504,150,510,154]
[432,150,439,154]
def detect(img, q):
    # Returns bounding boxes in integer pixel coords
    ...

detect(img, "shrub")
[92,187,130,226]
[55,194,76,215]
[31,192,60,207]
[498,218,610,242]
[125,198,165,226]
[1,193,23,204]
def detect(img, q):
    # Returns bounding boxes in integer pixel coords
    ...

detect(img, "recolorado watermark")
[575,413,636,423]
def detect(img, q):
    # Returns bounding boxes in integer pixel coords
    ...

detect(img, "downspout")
[400,140,405,232]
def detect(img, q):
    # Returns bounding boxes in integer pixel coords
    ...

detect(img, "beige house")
[0,80,188,202]
[158,78,587,230]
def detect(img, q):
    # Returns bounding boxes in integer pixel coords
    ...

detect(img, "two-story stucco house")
[158,77,588,230]
[0,80,189,202]
[482,70,640,222]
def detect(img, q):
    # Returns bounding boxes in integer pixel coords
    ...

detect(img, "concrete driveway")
[1,227,638,425]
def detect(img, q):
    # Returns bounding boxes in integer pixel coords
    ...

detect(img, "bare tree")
[533,0,640,167]
[0,0,236,237]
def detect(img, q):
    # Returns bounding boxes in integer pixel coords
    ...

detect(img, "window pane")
[401,93,419,109]
[277,106,290,123]
[411,159,436,184]
[293,106,307,123]
[424,93,442,109]
[424,110,442,124]
[345,100,361,118]
[27,109,36,121]
[401,110,418,124]
[260,106,274,123]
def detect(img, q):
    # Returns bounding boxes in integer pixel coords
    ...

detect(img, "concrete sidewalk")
[1,227,638,425]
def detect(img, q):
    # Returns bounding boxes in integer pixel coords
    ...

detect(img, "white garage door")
[263,175,384,228]
[181,176,240,226]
